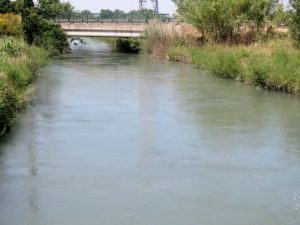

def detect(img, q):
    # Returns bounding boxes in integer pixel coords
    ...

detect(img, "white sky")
[61,0,177,14]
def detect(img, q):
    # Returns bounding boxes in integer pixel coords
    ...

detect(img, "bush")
[0,13,22,36]
[33,21,69,56]
[248,57,270,87]
[0,38,25,57]
[0,83,19,131]
[116,38,141,53]
[211,52,241,79]
[0,37,48,132]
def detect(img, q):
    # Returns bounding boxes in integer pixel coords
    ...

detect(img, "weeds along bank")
[0,38,48,134]
[0,4,69,135]
[143,23,300,95]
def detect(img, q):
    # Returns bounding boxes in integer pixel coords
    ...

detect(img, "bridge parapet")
[55,12,171,24]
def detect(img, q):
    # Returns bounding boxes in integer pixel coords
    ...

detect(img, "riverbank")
[144,24,300,95]
[167,40,300,94]
[0,38,48,134]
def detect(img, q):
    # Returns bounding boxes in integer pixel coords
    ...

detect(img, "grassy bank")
[144,23,300,95]
[0,38,48,134]
[167,40,300,94]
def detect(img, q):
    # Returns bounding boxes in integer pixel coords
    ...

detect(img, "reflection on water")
[0,39,300,225]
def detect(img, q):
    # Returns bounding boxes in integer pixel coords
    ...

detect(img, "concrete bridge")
[56,13,171,38]
[59,22,146,38]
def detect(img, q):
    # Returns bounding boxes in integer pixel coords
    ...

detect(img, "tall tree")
[22,0,35,45]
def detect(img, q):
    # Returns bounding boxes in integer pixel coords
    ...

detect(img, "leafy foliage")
[0,83,18,131]
[0,38,48,131]
[172,0,283,43]
[0,38,24,57]
[38,0,74,19]
[0,13,22,36]
[22,0,35,45]
[20,0,69,54]
[290,0,300,48]
[116,38,141,53]
[33,20,69,56]
[0,0,22,13]
[0,0,11,13]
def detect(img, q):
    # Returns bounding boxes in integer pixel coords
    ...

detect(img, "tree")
[37,0,74,19]
[112,9,125,19]
[271,3,291,24]
[290,0,300,47]
[172,0,281,43]
[0,0,11,13]
[100,9,113,19]
[21,0,69,54]
[38,0,60,19]
[22,0,35,45]
[59,2,74,14]
[243,0,279,30]
[173,0,249,42]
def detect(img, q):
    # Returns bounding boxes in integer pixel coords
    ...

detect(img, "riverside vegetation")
[0,38,47,134]
[144,0,300,95]
[0,0,71,134]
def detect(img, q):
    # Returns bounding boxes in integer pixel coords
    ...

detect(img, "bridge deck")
[59,22,146,37]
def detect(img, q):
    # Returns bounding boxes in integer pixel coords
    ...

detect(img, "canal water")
[0,40,300,225]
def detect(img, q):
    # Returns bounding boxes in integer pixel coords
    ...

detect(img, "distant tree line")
[77,9,160,19]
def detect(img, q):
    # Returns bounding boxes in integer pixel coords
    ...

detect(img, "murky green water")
[1,40,300,225]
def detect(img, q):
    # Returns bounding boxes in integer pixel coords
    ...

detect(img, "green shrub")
[5,62,32,89]
[0,84,19,130]
[33,21,69,56]
[115,38,141,53]
[248,57,270,87]
[210,52,241,79]
[0,38,25,57]
[0,37,48,132]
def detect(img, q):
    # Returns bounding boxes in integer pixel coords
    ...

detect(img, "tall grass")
[144,22,183,57]
[0,38,48,134]
[167,40,300,94]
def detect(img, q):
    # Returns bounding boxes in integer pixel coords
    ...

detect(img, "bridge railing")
[55,12,171,24]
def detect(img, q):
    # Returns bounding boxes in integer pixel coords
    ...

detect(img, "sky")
[61,0,177,14]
